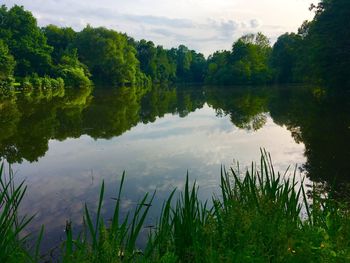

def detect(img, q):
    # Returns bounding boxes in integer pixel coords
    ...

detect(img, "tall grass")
[0,162,43,263]
[63,172,155,262]
[145,150,350,262]
[1,151,350,262]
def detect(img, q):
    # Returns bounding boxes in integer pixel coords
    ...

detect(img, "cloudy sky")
[5,0,317,56]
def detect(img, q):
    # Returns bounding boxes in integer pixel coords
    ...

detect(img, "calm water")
[1,85,350,252]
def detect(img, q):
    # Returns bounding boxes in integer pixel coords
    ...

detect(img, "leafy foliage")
[271,0,350,88]
[0,40,15,82]
[206,33,273,85]
[2,1,350,92]
[74,26,146,86]
[0,5,53,77]
[135,40,206,83]
[42,25,77,63]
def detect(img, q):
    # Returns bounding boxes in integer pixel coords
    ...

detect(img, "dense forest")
[0,4,206,96]
[0,0,349,96]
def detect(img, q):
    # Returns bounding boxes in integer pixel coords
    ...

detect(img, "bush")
[59,67,92,88]
[18,75,65,100]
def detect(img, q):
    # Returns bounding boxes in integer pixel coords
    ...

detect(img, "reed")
[62,172,155,262]
[1,150,350,262]
[0,162,39,263]
[146,150,350,262]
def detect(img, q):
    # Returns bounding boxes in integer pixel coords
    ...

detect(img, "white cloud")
[250,19,260,28]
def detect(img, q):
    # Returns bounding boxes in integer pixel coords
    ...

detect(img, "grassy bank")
[1,151,350,262]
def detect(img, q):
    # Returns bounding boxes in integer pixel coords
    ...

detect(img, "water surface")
[1,85,349,251]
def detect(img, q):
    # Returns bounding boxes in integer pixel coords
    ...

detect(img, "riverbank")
[1,151,350,262]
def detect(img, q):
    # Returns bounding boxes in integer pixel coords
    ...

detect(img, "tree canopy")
[270,0,350,88]
[205,33,273,85]
[1,0,350,93]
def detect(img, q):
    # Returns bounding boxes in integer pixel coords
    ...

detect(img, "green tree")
[0,40,15,84]
[75,26,146,86]
[136,40,157,79]
[231,33,272,84]
[271,0,350,87]
[155,46,174,82]
[189,51,206,82]
[0,5,53,76]
[42,25,77,63]
[270,33,303,83]
[57,48,92,88]
[206,33,273,85]
[176,45,192,81]
[307,0,350,87]
[205,51,231,84]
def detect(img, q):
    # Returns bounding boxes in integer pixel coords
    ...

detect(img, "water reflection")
[1,85,350,186]
[205,87,270,131]
[1,84,349,251]
[269,87,350,196]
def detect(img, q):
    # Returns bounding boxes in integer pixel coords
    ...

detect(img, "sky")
[4,0,318,56]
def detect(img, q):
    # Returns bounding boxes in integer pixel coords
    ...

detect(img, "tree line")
[0,4,206,94]
[205,0,350,88]
[0,0,349,92]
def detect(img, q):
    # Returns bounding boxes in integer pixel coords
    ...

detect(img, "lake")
[1,84,350,253]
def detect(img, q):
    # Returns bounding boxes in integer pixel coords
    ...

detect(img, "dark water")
[1,85,350,253]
